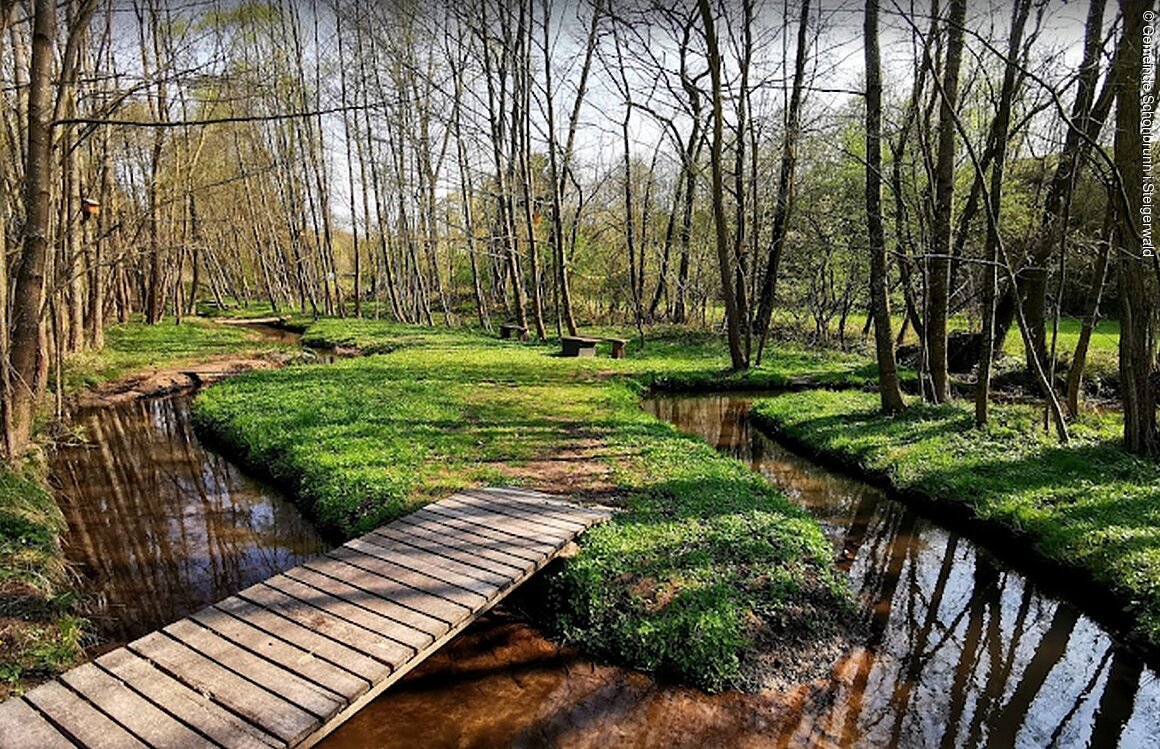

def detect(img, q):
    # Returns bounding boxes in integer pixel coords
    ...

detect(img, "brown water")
[323,394,1160,749]
[52,393,327,646]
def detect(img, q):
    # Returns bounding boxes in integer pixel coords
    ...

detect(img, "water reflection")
[51,395,327,645]
[644,395,1159,749]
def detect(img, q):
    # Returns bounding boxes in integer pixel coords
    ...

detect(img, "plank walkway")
[1,488,609,749]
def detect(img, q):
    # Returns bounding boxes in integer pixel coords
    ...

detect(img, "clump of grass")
[0,467,84,697]
[751,390,1160,649]
[0,468,66,593]
[194,322,852,690]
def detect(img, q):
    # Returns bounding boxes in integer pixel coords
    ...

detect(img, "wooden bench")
[499,323,529,341]
[562,336,599,357]
[561,336,629,359]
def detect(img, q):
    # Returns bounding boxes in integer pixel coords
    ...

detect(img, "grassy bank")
[194,322,857,690]
[0,467,84,697]
[63,316,292,393]
[750,390,1160,650]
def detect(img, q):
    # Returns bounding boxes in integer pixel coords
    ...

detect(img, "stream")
[48,343,1160,747]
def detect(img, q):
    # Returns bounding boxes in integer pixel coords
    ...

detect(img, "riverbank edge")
[747,403,1160,670]
[189,332,867,693]
[1,320,309,698]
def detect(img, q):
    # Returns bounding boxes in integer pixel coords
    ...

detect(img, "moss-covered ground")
[193,322,863,690]
[751,390,1160,652]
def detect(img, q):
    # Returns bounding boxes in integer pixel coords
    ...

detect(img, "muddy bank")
[70,352,294,409]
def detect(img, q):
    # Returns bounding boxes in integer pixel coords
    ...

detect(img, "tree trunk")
[5,0,55,460]
[753,0,810,363]
[1113,0,1157,455]
[975,0,1031,426]
[698,0,746,370]
[927,0,967,404]
[864,0,906,413]
[1066,225,1112,416]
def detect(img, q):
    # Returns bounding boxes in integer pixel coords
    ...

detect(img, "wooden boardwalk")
[1,488,609,749]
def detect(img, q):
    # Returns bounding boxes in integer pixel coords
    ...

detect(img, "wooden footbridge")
[1,488,609,749]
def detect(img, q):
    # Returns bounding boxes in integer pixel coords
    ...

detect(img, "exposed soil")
[70,352,296,409]
[499,437,621,504]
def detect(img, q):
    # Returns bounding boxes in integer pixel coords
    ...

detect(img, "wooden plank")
[457,491,593,533]
[261,573,428,654]
[190,605,370,699]
[424,501,572,545]
[371,526,529,576]
[359,530,519,586]
[236,581,410,668]
[395,513,549,564]
[442,493,588,535]
[213,596,386,684]
[321,547,473,626]
[284,563,443,646]
[22,681,147,749]
[164,619,345,721]
[484,490,612,527]
[341,537,496,605]
[0,698,77,749]
[476,488,608,527]
[96,648,282,749]
[337,537,493,605]
[484,487,611,520]
[385,519,539,572]
[129,630,317,746]
[404,509,559,558]
[447,493,586,535]
[4,490,611,749]
[58,663,210,748]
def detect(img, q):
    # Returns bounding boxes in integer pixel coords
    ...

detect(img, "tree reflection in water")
[52,395,327,646]
[643,395,1159,748]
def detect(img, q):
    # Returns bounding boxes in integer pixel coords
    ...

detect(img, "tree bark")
[1114,0,1157,455]
[927,0,967,403]
[5,0,55,460]
[753,0,810,364]
[698,0,746,370]
[864,0,906,413]
[976,0,1031,426]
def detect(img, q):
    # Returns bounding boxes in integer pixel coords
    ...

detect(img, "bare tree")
[864,0,905,413]
[698,0,745,370]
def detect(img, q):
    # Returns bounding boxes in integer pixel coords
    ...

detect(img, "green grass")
[301,319,882,392]
[0,468,65,594]
[750,390,1160,649]
[0,466,84,697]
[63,317,291,393]
[193,321,854,690]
